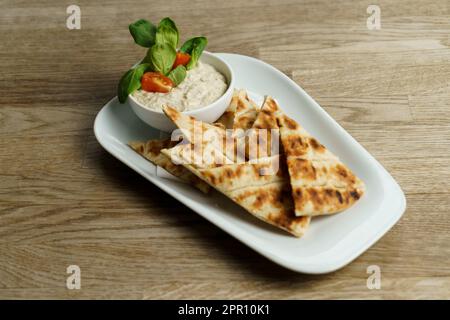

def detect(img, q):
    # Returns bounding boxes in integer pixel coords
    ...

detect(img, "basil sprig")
[118,17,207,103]
[117,63,151,103]
[180,37,207,70]
[148,43,176,75]
[128,19,157,48]
[155,17,179,49]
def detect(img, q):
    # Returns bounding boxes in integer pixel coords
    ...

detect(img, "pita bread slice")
[162,144,310,237]
[200,155,285,190]
[162,141,234,170]
[233,89,259,130]
[129,139,210,194]
[127,94,235,194]
[163,105,225,147]
[228,182,309,237]
[215,89,239,129]
[162,103,310,236]
[247,96,281,160]
[215,89,259,130]
[277,105,365,216]
[164,105,247,164]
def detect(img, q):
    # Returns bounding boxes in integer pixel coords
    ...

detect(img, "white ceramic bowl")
[128,51,234,132]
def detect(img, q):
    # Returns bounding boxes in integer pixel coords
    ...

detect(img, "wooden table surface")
[1,0,449,299]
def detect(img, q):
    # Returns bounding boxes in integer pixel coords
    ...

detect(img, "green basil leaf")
[180,37,207,70]
[128,19,157,48]
[142,48,155,69]
[167,65,187,86]
[159,17,178,32]
[117,63,150,103]
[155,17,179,48]
[149,43,176,75]
[179,37,195,53]
[155,25,179,49]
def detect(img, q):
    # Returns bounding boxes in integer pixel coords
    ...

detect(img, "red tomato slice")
[172,52,191,69]
[141,72,173,93]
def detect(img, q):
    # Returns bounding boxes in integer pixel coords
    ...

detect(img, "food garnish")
[140,72,173,93]
[117,63,151,104]
[118,17,207,103]
[179,37,207,70]
[173,52,191,69]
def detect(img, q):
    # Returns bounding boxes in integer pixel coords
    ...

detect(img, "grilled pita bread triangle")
[161,144,310,237]
[163,105,225,147]
[215,89,239,129]
[129,139,210,193]
[164,105,247,164]
[162,140,234,170]
[233,89,259,130]
[164,89,260,164]
[162,99,310,236]
[276,104,365,216]
[128,92,242,189]
[215,89,259,130]
[230,90,261,161]
[247,96,282,160]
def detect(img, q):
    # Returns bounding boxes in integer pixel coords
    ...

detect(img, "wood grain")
[0,0,449,299]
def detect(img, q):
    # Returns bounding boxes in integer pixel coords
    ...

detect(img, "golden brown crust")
[247,96,281,159]
[232,90,259,130]
[215,90,239,129]
[199,156,285,191]
[129,139,210,193]
[277,104,365,216]
[235,114,257,130]
[163,105,226,150]
[215,89,259,130]
[291,186,364,215]
[163,141,310,237]
[229,182,310,237]
[215,111,234,129]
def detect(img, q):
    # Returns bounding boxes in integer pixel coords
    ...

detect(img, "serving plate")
[94,53,406,274]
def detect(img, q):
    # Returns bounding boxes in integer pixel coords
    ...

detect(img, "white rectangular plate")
[94,53,406,274]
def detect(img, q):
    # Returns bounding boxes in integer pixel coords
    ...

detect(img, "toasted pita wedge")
[233,89,259,130]
[228,182,309,237]
[215,89,259,130]
[247,96,282,160]
[129,139,210,194]
[277,104,365,216]
[163,104,310,236]
[163,105,247,164]
[127,96,231,193]
[162,141,234,170]
[163,91,259,164]
[163,105,225,146]
[215,89,239,129]
[162,144,310,237]
[231,90,261,161]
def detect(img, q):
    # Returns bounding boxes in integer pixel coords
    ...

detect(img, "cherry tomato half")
[172,52,191,69]
[141,72,174,93]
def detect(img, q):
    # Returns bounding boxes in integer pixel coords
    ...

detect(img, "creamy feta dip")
[132,62,227,112]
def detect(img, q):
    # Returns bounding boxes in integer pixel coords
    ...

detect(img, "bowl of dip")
[128,51,234,132]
